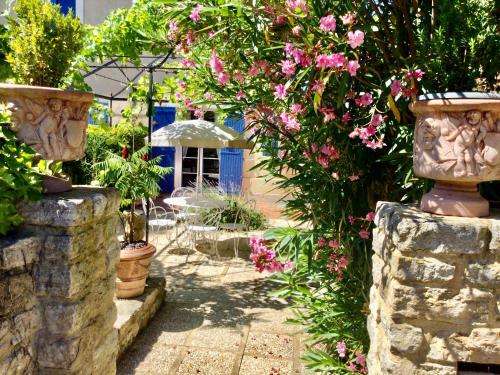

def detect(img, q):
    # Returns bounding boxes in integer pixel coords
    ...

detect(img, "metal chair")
[219,199,256,258]
[142,199,177,248]
[185,206,222,261]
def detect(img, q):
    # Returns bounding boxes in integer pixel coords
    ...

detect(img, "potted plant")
[410,92,500,217]
[0,0,93,193]
[94,146,171,298]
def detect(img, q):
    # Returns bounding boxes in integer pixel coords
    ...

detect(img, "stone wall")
[368,202,499,375]
[0,187,120,375]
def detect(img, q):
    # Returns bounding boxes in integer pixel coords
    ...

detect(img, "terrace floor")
[116,231,308,375]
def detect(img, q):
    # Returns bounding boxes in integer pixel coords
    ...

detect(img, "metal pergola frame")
[83,52,179,243]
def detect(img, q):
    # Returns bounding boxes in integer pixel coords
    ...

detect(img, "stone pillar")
[0,187,120,375]
[368,202,499,375]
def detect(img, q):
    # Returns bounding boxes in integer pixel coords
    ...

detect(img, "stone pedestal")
[0,187,120,375]
[368,202,500,375]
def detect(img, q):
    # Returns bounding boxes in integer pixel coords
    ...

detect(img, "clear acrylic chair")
[219,199,256,258]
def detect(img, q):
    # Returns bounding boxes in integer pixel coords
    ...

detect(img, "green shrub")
[202,197,267,231]
[0,24,12,81]
[0,106,42,235]
[6,0,83,87]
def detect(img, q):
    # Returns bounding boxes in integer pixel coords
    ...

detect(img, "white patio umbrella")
[149,119,253,193]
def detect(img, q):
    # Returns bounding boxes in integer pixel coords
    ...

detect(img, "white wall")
[80,0,132,25]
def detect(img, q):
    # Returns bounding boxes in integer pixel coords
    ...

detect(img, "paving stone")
[244,332,294,360]
[117,343,180,375]
[239,356,293,375]
[188,326,244,351]
[177,349,235,375]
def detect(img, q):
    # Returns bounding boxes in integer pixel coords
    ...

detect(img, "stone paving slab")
[117,232,306,375]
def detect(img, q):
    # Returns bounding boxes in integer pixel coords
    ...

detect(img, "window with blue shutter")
[88,100,110,125]
[220,116,244,195]
[151,106,176,193]
[51,0,76,15]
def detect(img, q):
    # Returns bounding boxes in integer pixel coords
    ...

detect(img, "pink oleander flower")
[349,128,360,139]
[320,15,336,31]
[248,63,260,76]
[359,229,370,239]
[342,112,351,124]
[169,21,178,33]
[217,71,230,86]
[204,92,214,101]
[348,215,356,224]
[194,109,204,118]
[329,240,340,249]
[316,53,345,68]
[186,30,197,46]
[341,12,356,25]
[347,30,365,48]
[358,125,377,140]
[291,49,311,67]
[348,175,359,181]
[336,341,347,358]
[281,60,296,77]
[285,43,295,55]
[371,114,383,127]
[189,4,203,22]
[180,58,196,69]
[178,81,186,89]
[347,362,358,372]
[184,99,194,111]
[356,352,366,367]
[275,15,287,25]
[236,91,246,100]
[318,237,327,247]
[355,92,373,106]
[279,112,301,131]
[347,60,360,76]
[174,91,183,101]
[406,69,425,81]
[331,171,340,180]
[321,145,340,160]
[287,0,308,14]
[390,79,402,96]
[208,30,216,38]
[364,137,386,150]
[317,154,329,168]
[209,52,224,74]
[291,103,305,114]
[234,71,244,83]
[274,84,288,100]
[292,25,302,36]
[324,112,336,123]
[365,212,375,222]
[311,80,325,94]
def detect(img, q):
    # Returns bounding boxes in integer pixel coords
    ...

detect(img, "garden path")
[117,232,308,375]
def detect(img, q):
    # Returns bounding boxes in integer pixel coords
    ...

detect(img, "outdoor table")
[163,196,228,210]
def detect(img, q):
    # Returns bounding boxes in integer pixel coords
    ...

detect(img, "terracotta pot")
[410,92,500,217]
[116,243,156,299]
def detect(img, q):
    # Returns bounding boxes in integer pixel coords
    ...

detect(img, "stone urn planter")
[410,92,500,217]
[116,242,156,299]
[0,83,94,193]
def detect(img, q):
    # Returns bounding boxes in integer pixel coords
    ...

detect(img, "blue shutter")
[220,116,244,195]
[51,0,76,15]
[152,106,176,193]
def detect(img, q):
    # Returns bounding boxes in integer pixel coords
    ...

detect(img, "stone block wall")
[368,202,499,375]
[0,187,120,375]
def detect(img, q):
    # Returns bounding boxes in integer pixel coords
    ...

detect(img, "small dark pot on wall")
[0,83,94,193]
[116,243,156,299]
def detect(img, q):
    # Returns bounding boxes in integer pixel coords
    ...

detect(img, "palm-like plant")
[94,146,171,243]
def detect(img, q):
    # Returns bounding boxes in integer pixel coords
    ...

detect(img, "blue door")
[220,116,244,195]
[51,0,76,15]
[152,106,176,193]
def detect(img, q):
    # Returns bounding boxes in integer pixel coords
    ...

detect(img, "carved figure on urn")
[0,85,93,162]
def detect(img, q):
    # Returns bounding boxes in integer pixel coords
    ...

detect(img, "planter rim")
[119,242,156,261]
[417,92,500,101]
[0,83,94,102]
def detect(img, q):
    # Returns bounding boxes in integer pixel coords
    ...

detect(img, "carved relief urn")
[0,84,94,192]
[410,92,500,217]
